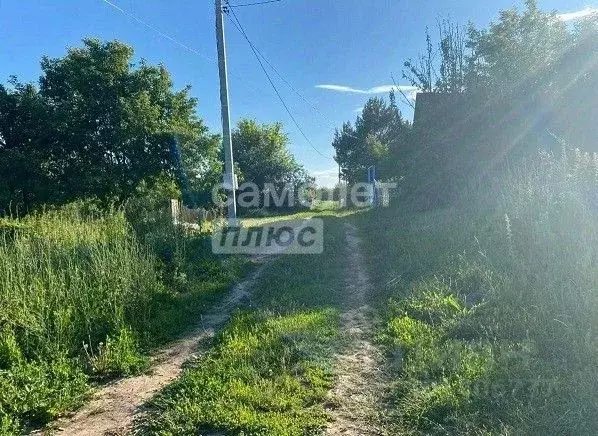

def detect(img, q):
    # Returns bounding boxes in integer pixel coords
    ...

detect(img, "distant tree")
[233,119,307,187]
[177,132,223,207]
[333,94,411,184]
[232,119,311,209]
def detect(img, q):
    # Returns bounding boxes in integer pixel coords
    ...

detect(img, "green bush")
[0,331,22,370]
[0,357,88,426]
[0,411,20,436]
[85,328,149,377]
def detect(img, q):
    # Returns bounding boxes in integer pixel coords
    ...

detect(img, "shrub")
[0,330,22,370]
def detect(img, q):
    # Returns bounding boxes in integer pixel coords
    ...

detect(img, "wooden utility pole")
[215,0,237,221]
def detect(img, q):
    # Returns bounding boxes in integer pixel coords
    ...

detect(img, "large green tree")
[0,39,212,211]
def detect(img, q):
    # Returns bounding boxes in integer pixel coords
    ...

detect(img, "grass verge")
[142,309,338,435]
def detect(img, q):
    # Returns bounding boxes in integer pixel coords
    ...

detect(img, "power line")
[228,0,282,8]
[223,1,360,142]
[99,0,279,104]
[100,0,213,62]
[248,45,321,115]
[225,5,335,161]
[101,0,337,160]
[254,45,363,141]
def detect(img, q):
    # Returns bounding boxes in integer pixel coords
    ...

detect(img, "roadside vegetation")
[330,4,598,431]
[141,214,348,435]
[0,33,314,435]
[354,149,598,434]
[0,202,247,434]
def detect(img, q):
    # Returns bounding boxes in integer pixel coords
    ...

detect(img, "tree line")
[0,39,309,214]
[333,0,598,205]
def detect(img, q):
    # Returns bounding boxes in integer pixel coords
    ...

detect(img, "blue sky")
[0,0,593,186]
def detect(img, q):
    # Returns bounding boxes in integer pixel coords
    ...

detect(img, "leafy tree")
[40,38,205,202]
[333,94,411,184]
[0,79,54,212]
[466,0,570,98]
[232,119,311,209]
[1,39,211,212]
[233,119,308,187]
[403,2,572,98]
[178,133,223,207]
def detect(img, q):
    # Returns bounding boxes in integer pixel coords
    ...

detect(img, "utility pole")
[215,0,237,222]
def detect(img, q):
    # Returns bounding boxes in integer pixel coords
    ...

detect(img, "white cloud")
[557,7,598,21]
[316,84,417,95]
[312,168,339,188]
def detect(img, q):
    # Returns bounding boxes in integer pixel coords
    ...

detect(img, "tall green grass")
[0,203,246,433]
[0,207,162,358]
[355,148,598,434]
[0,206,162,430]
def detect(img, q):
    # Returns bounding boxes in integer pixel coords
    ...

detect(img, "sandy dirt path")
[39,257,270,436]
[325,223,388,436]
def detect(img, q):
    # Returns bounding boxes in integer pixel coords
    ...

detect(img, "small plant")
[84,328,149,377]
[383,316,435,350]
[0,330,22,370]
[0,357,88,426]
[0,411,20,436]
